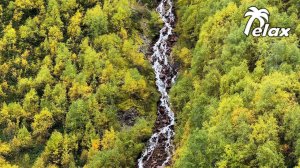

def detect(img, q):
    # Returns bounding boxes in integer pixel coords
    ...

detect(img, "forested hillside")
[1,0,300,167]
[171,0,300,167]
[0,0,162,167]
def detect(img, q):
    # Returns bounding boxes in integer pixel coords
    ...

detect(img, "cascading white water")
[138,0,176,167]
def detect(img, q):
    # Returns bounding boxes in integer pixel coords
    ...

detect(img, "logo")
[244,7,290,37]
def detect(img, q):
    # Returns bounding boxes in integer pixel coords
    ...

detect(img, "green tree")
[23,89,39,117]
[32,108,54,142]
[66,99,89,132]
[42,131,64,166]
[83,4,108,37]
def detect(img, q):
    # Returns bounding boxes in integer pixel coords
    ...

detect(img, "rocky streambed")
[138,0,177,167]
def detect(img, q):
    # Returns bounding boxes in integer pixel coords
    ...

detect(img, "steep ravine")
[138,0,177,167]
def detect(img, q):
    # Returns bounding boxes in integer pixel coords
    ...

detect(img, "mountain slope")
[0,0,161,167]
[170,0,300,167]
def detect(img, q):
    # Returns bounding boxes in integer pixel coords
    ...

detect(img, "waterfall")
[138,0,176,167]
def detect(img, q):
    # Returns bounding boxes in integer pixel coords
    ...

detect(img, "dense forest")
[1,0,300,167]
[170,0,300,167]
[0,0,163,167]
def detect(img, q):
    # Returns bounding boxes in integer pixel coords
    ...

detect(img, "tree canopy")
[171,0,300,167]
[0,0,160,167]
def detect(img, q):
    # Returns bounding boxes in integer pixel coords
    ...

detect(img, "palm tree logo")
[244,7,270,36]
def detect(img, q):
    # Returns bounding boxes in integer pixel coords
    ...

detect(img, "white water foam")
[138,0,176,167]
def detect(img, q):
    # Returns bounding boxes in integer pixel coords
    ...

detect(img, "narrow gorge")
[138,0,177,167]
